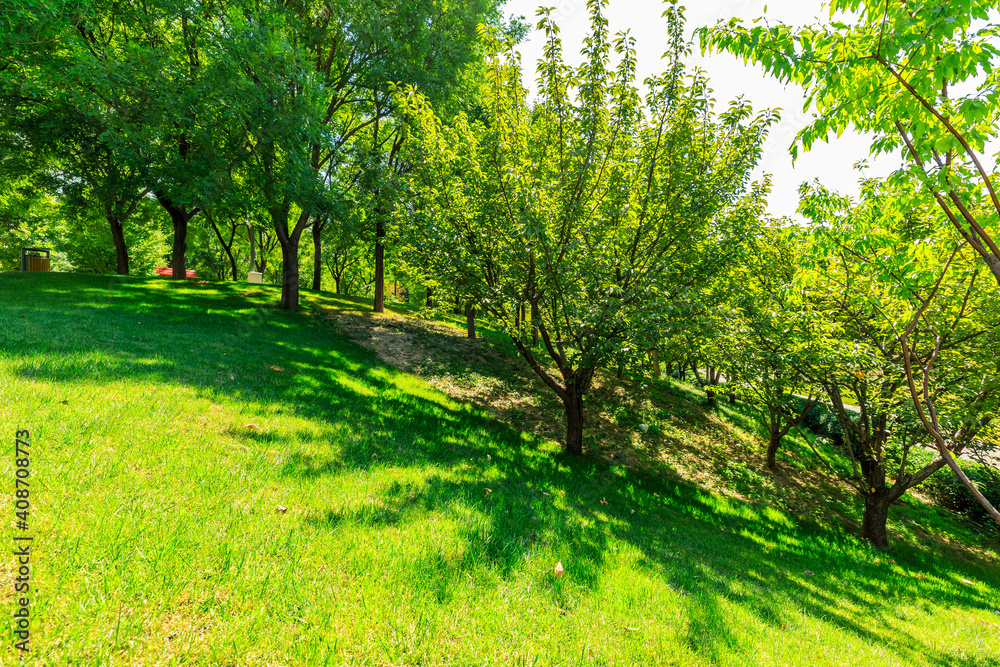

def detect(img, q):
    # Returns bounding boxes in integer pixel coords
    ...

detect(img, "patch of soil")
[323,310,564,442]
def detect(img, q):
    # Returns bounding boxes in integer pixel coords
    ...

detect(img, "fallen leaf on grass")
[484,488,493,496]
[276,505,288,514]
[554,561,564,579]
[961,578,976,586]
[245,423,261,431]
[599,497,608,505]
[803,571,815,577]
[268,365,285,373]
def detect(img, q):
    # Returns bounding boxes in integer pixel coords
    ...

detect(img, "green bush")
[793,397,845,446]
[925,462,1000,536]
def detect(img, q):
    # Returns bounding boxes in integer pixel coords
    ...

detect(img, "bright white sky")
[499,0,902,221]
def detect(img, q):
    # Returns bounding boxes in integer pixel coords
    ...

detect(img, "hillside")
[0,273,998,666]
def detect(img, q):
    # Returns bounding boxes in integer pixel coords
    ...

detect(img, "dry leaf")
[268,365,285,373]
[600,497,608,505]
[804,571,815,577]
[961,578,975,585]
[245,423,260,431]
[276,505,288,514]
[554,561,564,579]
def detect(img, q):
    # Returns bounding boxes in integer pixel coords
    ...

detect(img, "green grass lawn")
[1,272,998,666]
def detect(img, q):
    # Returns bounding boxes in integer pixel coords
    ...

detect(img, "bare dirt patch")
[323,310,565,442]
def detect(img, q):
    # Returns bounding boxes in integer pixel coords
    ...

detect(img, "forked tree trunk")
[156,195,196,279]
[108,217,129,275]
[465,302,476,339]
[861,488,893,550]
[373,219,385,313]
[274,208,307,311]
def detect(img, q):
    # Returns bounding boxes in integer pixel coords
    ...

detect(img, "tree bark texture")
[861,489,892,550]
[279,239,300,310]
[108,216,129,276]
[465,302,476,339]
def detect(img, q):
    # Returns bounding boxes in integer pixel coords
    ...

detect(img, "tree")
[0,32,151,275]
[402,1,775,455]
[701,0,1000,528]
[796,180,1000,547]
[712,222,820,471]
[223,0,499,311]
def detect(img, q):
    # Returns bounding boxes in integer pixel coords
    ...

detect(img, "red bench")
[155,267,198,278]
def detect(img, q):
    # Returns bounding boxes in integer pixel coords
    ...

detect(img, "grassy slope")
[0,272,996,667]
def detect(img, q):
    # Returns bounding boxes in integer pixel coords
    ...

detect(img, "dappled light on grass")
[0,273,998,665]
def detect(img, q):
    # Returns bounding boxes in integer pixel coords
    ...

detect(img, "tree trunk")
[861,489,892,550]
[227,247,239,281]
[373,219,385,313]
[108,216,129,276]
[171,215,188,278]
[766,415,782,472]
[563,383,585,456]
[651,349,661,380]
[425,285,434,308]
[453,294,462,315]
[465,302,476,339]
[312,219,323,291]
[156,197,196,279]
[279,238,300,311]
[274,207,306,311]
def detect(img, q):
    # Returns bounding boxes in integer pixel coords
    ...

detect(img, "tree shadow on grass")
[2,273,999,664]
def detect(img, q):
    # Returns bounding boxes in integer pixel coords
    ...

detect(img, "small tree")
[402,1,774,455]
[713,223,820,471]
